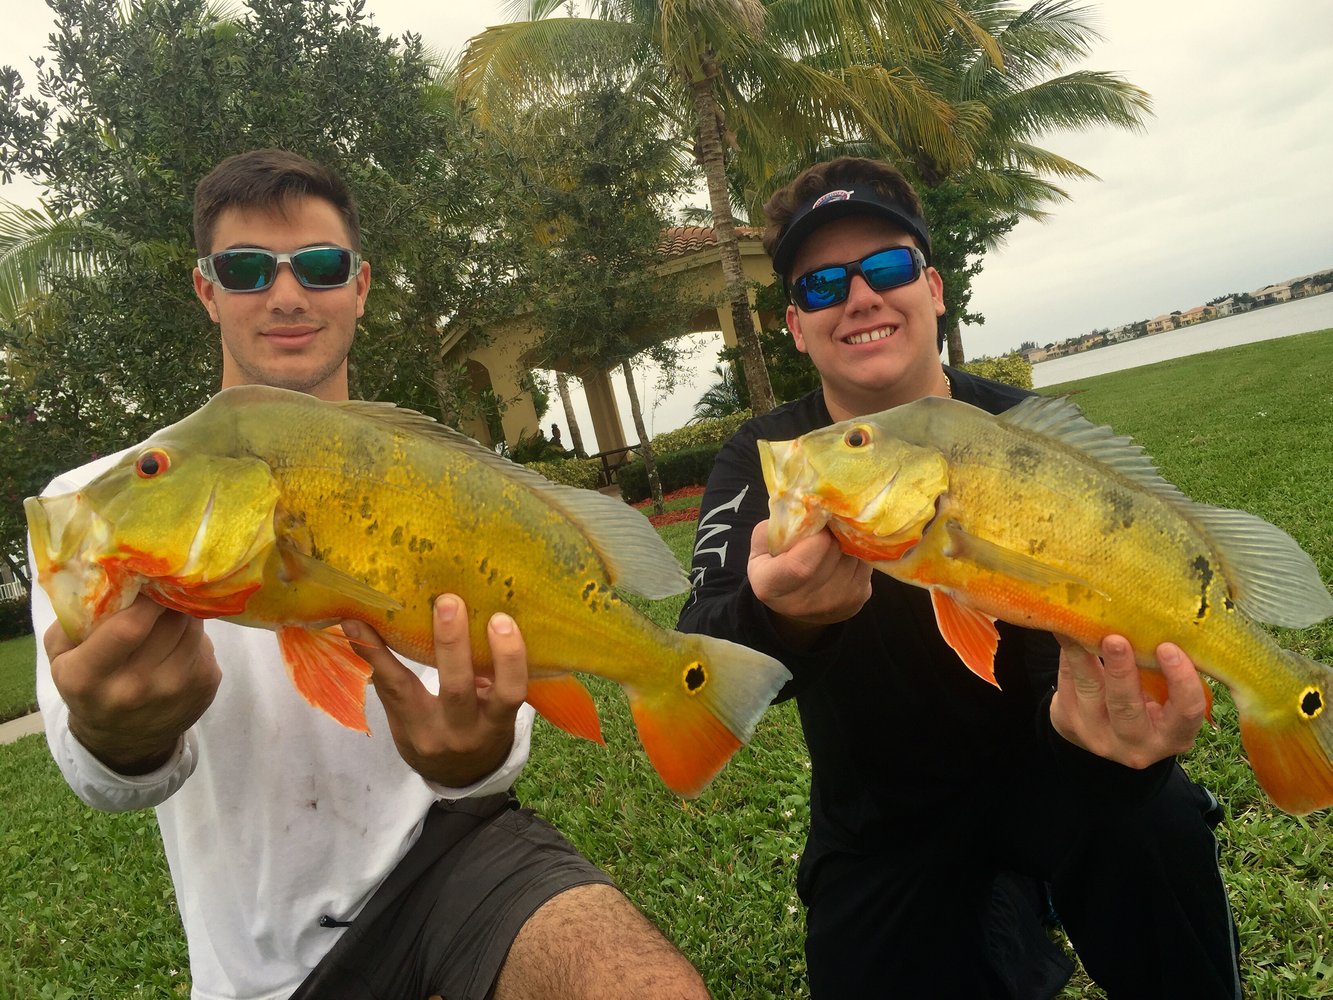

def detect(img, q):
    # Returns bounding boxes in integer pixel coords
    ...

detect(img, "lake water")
[1030,294,1333,388]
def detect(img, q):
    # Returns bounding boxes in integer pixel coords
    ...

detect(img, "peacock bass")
[759,394,1333,815]
[26,385,790,797]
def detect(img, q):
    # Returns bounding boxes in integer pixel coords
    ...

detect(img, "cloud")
[962,0,1333,357]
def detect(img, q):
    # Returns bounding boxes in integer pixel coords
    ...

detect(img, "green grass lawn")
[4,330,1332,997]
[0,632,37,722]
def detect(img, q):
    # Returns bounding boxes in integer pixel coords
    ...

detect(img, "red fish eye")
[135,449,170,478]
[844,427,870,448]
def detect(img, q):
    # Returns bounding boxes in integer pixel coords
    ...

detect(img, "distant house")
[1147,314,1176,334]
[1252,283,1293,305]
[1021,346,1049,363]
[1179,305,1214,326]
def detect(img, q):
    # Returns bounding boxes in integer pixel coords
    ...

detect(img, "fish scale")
[761,394,1333,814]
[26,385,791,798]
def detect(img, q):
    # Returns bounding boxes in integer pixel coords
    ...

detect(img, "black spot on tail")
[1300,686,1324,720]
[684,662,706,693]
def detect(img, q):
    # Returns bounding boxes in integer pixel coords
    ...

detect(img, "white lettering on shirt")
[687,484,750,596]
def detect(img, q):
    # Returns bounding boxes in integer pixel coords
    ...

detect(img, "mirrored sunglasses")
[789,245,926,312]
[198,246,360,292]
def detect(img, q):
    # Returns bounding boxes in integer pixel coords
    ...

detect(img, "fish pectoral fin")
[278,626,373,734]
[277,543,403,613]
[526,675,605,745]
[929,589,1001,688]
[945,523,1108,602]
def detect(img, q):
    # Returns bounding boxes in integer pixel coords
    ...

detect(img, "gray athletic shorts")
[289,791,614,1000]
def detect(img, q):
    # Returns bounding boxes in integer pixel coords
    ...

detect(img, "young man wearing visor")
[34,149,709,1000]
[679,157,1242,999]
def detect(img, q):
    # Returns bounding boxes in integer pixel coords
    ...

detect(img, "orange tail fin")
[626,633,790,798]
[527,675,605,745]
[629,691,742,798]
[1236,650,1333,815]
[278,625,373,734]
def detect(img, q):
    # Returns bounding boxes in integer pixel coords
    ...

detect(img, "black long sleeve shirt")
[678,367,1170,857]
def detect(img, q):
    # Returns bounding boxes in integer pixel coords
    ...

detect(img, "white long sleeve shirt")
[34,453,533,1000]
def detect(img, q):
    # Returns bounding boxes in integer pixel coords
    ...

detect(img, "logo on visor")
[812,189,854,208]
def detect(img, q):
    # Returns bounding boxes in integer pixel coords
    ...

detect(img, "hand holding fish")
[45,595,221,775]
[1050,635,1209,770]
[343,595,528,789]
[747,521,874,648]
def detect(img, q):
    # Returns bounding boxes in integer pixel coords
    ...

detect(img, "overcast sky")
[4,0,1331,434]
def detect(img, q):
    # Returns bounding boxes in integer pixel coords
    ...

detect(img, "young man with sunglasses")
[679,157,1242,999]
[33,149,710,1000]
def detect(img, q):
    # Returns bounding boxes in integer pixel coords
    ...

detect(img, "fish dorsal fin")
[1182,505,1333,628]
[1000,395,1333,628]
[331,399,689,601]
[998,395,1189,503]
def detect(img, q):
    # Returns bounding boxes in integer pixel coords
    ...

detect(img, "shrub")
[618,444,724,503]
[524,456,603,490]
[509,430,570,464]
[651,410,751,456]
[957,354,1034,389]
[0,596,33,640]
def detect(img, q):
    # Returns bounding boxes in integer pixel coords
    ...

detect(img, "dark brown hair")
[761,157,925,270]
[192,149,361,255]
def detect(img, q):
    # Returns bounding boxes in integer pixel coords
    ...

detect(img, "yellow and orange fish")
[26,385,790,796]
[760,394,1333,814]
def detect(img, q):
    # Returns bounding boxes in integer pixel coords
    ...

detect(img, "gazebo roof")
[657,224,763,258]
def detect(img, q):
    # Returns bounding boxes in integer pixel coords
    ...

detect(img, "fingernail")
[435,595,459,623]
[341,621,362,641]
[490,612,514,636]
[1159,645,1179,667]
[1103,635,1128,657]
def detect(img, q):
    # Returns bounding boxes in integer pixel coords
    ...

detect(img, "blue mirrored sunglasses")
[198,246,360,292]
[788,245,926,312]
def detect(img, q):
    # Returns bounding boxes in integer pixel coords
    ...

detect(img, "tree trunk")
[554,371,587,458]
[945,315,965,367]
[688,74,775,416]
[620,358,663,515]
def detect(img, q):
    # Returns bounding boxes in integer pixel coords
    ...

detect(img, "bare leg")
[493,883,710,1000]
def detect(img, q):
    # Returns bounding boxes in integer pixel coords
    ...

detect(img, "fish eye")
[135,449,170,479]
[844,426,872,448]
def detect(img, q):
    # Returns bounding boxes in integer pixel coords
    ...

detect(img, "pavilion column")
[489,367,540,449]
[582,368,628,452]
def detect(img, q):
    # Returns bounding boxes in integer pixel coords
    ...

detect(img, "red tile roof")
[657,225,762,258]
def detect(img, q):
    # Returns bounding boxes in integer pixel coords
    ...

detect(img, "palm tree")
[456,0,1000,414]
[0,200,148,329]
[888,0,1154,364]
[691,363,745,421]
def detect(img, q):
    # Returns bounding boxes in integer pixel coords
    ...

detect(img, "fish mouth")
[24,492,124,641]
[760,439,829,554]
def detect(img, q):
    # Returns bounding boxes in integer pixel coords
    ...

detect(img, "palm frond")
[0,203,124,325]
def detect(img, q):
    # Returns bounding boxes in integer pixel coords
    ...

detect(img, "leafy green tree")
[495,81,700,513]
[458,0,1000,415]
[0,0,521,574]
